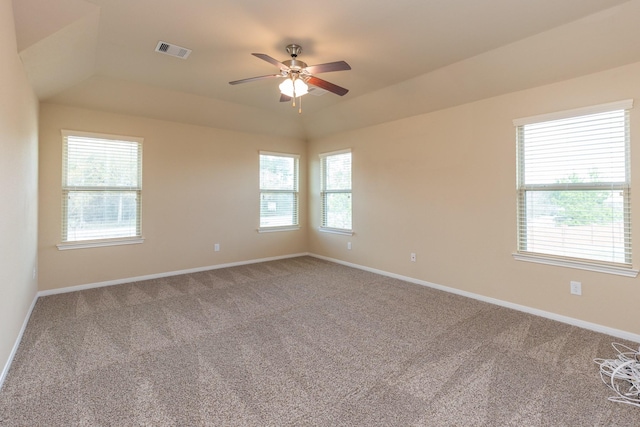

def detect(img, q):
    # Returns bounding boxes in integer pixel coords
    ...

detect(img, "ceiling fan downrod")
[286,44,302,58]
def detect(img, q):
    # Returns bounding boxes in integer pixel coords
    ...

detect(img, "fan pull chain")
[298,95,302,114]
[292,85,296,107]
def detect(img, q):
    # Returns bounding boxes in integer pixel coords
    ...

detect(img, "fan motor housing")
[282,59,307,71]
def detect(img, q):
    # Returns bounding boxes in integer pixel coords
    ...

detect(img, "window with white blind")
[320,149,352,233]
[514,100,633,273]
[259,152,299,231]
[60,130,143,249]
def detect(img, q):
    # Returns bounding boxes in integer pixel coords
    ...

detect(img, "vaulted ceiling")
[12,0,640,139]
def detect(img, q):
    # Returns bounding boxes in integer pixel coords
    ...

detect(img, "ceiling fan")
[229,44,351,112]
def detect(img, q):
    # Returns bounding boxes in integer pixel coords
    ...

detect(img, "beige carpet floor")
[0,256,638,426]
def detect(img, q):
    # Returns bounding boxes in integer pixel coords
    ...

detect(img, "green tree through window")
[549,172,620,226]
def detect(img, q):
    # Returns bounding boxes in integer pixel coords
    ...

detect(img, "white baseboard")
[310,253,640,344]
[38,252,311,297]
[0,293,38,391]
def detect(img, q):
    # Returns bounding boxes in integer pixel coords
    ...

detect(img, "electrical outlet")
[214,243,220,252]
[410,252,416,262]
[570,281,582,295]
[347,242,352,250]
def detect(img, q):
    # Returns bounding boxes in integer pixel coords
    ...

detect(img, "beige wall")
[38,104,308,291]
[0,1,39,379]
[308,61,640,336]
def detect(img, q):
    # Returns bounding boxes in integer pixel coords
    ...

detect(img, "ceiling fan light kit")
[229,44,351,113]
[279,78,308,98]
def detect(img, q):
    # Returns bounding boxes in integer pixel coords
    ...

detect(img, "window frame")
[258,151,300,232]
[319,149,353,235]
[512,100,638,277]
[57,130,144,250]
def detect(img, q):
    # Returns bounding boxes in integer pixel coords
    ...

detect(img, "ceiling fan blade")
[229,74,282,85]
[252,53,290,70]
[280,94,292,102]
[306,76,349,96]
[304,61,351,74]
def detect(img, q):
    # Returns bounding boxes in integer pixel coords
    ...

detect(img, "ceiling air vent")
[155,41,192,59]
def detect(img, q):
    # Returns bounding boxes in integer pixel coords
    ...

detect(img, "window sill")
[257,226,300,233]
[512,252,638,278]
[319,227,354,236]
[57,237,145,251]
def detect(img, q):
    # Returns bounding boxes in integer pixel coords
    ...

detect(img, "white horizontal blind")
[320,150,352,230]
[516,106,631,265]
[62,131,143,242]
[259,152,299,228]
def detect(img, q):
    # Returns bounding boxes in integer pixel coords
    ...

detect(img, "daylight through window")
[320,149,352,232]
[61,130,143,244]
[515,101,632,266]
[259,152,299,230]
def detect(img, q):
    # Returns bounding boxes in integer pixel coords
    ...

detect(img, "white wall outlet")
[347,242,352,250]
[410,252,416,262]
[214,243,220,252]
[32,268,36,280]
[570,281,582,295]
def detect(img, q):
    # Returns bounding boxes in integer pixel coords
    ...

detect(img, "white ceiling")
[12,0,640,139]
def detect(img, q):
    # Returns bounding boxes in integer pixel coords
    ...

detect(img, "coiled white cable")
[594,343,640,407]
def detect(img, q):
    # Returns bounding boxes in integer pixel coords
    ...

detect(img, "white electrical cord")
[594,343,640,407]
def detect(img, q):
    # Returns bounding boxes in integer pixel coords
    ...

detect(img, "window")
[259,152,299,230]
[514,100,632,271]
[320,149,352,232]
[60,130,143,248]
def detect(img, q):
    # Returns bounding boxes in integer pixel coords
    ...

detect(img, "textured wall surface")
[0,0,39,384]
[309,61,640,337]
[38,104,308,291]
